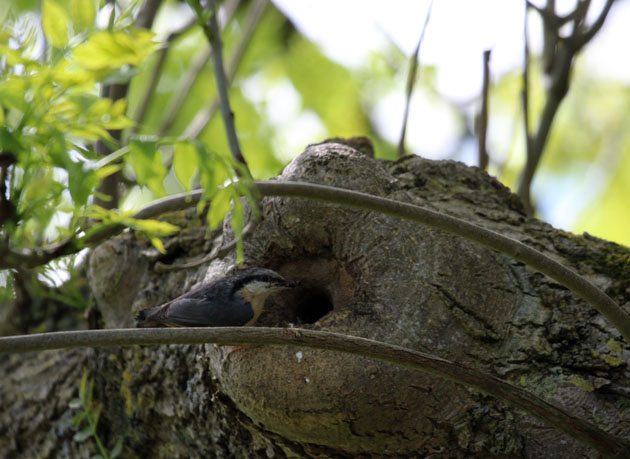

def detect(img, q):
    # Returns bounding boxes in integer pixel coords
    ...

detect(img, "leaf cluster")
[69,369,123,459]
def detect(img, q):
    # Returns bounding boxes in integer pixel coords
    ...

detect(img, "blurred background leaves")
[0,0,628,329]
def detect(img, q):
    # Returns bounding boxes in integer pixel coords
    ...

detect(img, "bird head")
[233,268,299,298]
[231,268,298,325]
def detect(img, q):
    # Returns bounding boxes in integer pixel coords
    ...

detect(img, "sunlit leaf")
[0,76,29,112]
[208,186,232,229]
[95,164,122,179]
[127,140,167,196]
[69,0,96,34]
[66,161,99,207]
[231,196,244,263]
[149,237,166,254]
[73,30,158,71]
[173,141,199,191]
[127,218,179,237]
[42,0,69,48]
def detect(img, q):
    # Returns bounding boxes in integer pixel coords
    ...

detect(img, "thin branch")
[517,0,615,214]
[153,218,257,272]
[183,0,268,140]
[397,0,433,158]
[156,0,243,137]
[0,327,627,457]
[192,0,250,174]
[571,0,615,48]
[522,0,533,166]
[135,0,163,29]
[527,0,581,27]
[3,181,629,344]
[477,49,491,170]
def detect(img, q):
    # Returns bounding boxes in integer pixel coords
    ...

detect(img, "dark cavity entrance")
[295,286,333,324]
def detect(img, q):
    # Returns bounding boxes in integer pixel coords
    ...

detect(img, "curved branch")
[4,181,629,344]
[0,327,627,457]
[254,181,630,344]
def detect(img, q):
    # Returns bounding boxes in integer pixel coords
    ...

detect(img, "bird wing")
[163,297,254,327]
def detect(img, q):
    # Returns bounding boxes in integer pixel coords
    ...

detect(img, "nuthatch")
[135,268,298,328]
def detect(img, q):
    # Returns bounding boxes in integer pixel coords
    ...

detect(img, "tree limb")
[3,180,629,343]
[0,327,627,457]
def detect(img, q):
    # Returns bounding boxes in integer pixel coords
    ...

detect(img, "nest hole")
[294,286,334,324]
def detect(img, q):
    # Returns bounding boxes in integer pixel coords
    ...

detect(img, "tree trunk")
[2,139,629,458]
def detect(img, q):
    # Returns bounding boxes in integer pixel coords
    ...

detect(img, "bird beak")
[283,280,300,288]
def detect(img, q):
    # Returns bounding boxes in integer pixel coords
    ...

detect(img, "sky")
[268,0,630,241]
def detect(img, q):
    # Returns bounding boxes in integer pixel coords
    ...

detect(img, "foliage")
[0,0,627,313]
[69,369,124,459]
[0,1,258,304]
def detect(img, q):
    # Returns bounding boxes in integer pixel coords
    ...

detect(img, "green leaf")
[127,140,167,196]
[73,30,157,71]
[92,404,102,426]
[208,186,232,229]
[173,141,199,192]
[69,398,83,409]
[110,438,124,459]
[0,76,29,112]
[66,161,99,207]
[42,0,69,48]
[149,237,166,254]
[73,426,93,443]
[231,196,245,263]
[127,218,179,237]
[79,369,88,400]
[69,0,96,33]
[72,411,87,427]
[95,164,122,179]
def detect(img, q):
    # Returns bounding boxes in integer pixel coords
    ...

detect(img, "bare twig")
[522,1,533,161]
[191,0,250,174]
[135,0,162,28]
[0,327,628,457]
[156,0,243,136]
[571,0,615,48]
[517,0,616,214]
[153,218,257,272]
[183,0,268,140]
[397,0,433,158]
[477,49,491,170]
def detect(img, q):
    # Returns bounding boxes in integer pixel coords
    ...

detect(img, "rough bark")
[1,140,629,458]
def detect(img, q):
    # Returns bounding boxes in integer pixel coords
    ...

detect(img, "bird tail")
[135,307,162,328]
